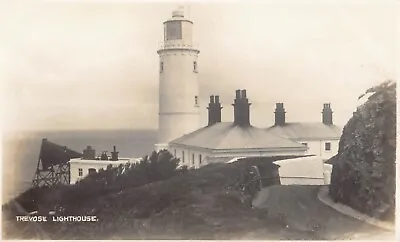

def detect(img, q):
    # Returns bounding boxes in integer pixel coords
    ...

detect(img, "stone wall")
[329,81,396,221]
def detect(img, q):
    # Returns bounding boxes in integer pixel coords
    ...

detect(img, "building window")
[88,168,96,175]
[192,153,195,165]
[78,168,83,177]
[302,143,308,147]
[199,154,202,165]
[193,61,197,72]
[325,142,331,151]
[182,151,185,163]
[160,62,163,72]
[194,96,199,107]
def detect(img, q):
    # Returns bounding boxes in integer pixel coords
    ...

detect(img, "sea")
[2,129,157,204]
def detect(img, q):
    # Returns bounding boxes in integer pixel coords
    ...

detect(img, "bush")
[4,150,182,215]
[329,80,396,221]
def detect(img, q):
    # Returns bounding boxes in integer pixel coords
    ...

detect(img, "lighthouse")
[155,8,200,151]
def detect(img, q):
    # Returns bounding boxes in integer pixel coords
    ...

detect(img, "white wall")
[298,139,339,161]
[273,156,325,185]
[169,144,307,169]
[158,49,200,146]
[279,178,325,185]
[169,145,211,169]
[323,163,333,185]
[69,159,134,184]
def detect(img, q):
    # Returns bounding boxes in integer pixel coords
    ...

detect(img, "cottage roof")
[266,122,343,140]
[325,154,338,164]
[170,122,306,151]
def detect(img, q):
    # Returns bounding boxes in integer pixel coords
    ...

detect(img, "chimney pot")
[215,95,220,103]
[235,90,241,99]
[210,95,215,103]
[111,145,119,161]
[83,145,96,160]
[241,90,247,98]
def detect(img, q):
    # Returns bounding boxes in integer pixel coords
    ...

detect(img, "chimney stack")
[274,103,286,126]
[83,145,96,160]
[322,103,333,125]
[207,95,223,126]
[232,89,251,126]
[111,145,119,161]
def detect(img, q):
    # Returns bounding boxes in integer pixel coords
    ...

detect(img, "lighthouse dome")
[172,9,184,18]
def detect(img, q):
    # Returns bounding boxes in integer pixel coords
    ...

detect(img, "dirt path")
[252,185,395,240]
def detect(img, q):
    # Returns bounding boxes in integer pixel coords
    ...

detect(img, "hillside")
[329,80,396,221]
[3,155,303,240]
[4,161,392,240]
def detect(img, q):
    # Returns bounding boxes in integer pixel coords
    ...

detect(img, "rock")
[329,81,396,221]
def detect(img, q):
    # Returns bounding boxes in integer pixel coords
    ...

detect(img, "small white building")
[69,146,140,184]
[266,103,343,161]
[69,158,139,184]
[273,156,326,185]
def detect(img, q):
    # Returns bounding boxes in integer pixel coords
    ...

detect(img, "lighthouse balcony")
[157,42,200,53]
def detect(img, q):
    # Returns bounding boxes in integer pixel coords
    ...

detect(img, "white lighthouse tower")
[155,8,200,151]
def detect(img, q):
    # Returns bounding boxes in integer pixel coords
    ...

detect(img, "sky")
[1,0,397,131]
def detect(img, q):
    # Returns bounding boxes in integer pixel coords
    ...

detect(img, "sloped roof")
[170,122,306,150]
[40,139,82,170]
[325,154,338,164]
[266,122,343,140]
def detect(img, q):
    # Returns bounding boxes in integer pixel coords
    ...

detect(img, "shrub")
[4,150,182,215]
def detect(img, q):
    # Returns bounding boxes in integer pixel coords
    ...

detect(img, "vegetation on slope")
[3,150,183,215]
[329,80,396,221]
[3,154,304,239]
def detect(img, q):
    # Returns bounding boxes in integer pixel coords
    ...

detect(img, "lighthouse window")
[78,168,83,177]
[193,61,197,72]
[194,96,199,107]
[166,21,182,40]
[160,62,163,72]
